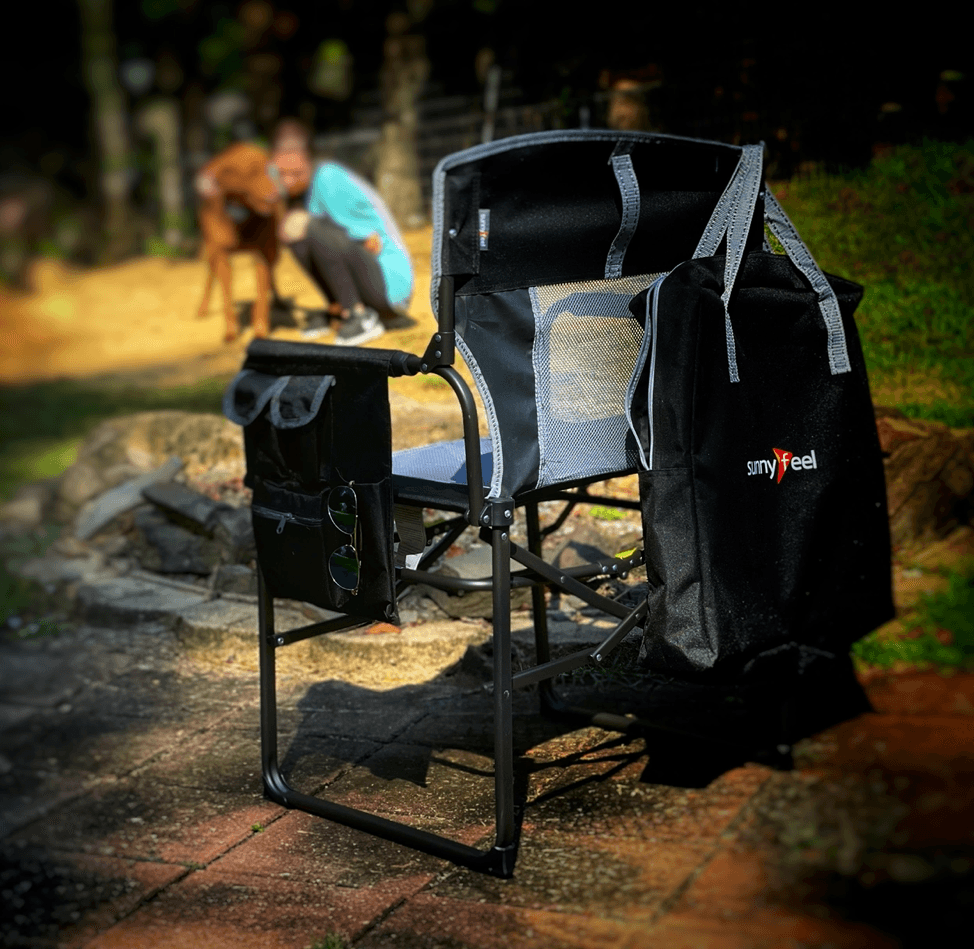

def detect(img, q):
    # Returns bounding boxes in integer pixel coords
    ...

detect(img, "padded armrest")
[241,338,422,379]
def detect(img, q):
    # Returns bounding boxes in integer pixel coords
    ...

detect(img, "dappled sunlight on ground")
[0,227,441,394]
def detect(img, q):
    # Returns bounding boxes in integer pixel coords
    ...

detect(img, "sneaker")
[334,307,384,346]
[301,313,329,339]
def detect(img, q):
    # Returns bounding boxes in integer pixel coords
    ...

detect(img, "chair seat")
[392,437,492,510]
[393,436,494,486]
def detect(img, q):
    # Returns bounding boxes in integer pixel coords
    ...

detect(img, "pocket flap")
[223,369,335,429]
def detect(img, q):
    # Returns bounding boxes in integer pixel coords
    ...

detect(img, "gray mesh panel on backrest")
[530,273,661,488]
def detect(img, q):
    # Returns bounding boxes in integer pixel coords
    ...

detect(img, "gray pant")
[288,217,391,315]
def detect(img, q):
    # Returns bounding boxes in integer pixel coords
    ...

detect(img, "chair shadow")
[275,646,872,830]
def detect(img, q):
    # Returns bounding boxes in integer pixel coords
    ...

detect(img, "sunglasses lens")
[328,485,357,533]
[329,544,359,591]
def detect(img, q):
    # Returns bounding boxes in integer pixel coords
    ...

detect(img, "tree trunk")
[375,14,429,230]
[78,0,134,260]
[137,99,184,249]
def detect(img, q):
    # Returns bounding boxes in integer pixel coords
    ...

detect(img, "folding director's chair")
[224,130,778,877]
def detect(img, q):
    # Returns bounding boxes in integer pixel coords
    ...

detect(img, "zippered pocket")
[250,479,398,622]
[251,482,355,611]
[252,505,323,535]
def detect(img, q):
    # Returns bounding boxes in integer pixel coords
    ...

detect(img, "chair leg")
[491,525,517,852]
[258,567,289,802]
[525,502,563,717]
[254,566,519,876]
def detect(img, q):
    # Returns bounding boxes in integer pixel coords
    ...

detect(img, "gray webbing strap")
[393,504,427,569]
[605,153,641,279]
[692,145,764,382]
[764,191,852,375]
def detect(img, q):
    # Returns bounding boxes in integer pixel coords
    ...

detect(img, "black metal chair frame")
[253,273,792,878]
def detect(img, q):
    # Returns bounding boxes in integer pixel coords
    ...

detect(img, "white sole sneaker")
[334,308,384,346]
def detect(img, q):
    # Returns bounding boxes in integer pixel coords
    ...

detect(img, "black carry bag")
[223,340,402,624]
[626,146,894,692]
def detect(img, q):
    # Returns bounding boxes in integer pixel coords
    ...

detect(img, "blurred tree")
[78,0,136,261]
[136,99,184,250]
[375,9,429,228]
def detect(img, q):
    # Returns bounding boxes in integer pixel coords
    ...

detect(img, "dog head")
[196,143,282,217]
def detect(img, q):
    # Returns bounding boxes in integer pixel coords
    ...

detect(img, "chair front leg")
[491,520,517,854]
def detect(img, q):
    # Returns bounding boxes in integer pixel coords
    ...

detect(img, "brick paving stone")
[29,851,188,949]
[357,894,582,948]
[0,709,208,781]
[325,742,497,834]
[665,846,902,948]
[647,911,901,949]
[524,750,770,845]
[77,667,257,721]
[134,719,380,799]
[863,670,974,717]
[430,829,708,917]
[10,777,282,865]
[823,714,974,779]
[210,809,447,887]
[280,678,442,742]
[82,867,427,949]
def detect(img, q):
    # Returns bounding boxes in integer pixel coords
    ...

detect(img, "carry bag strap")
[763,191,852,375]
[691,145,852,380]
[692,144,764,382]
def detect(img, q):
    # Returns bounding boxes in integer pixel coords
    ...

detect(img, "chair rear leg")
[257,567,289,803]
[525,501,564,717]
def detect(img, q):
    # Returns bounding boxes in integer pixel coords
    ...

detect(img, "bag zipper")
[252,504,323,534]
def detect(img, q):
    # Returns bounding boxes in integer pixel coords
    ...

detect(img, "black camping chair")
[224,130,791,878]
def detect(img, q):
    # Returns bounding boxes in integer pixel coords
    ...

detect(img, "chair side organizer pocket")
[251,479,396,620]
[224,356,399,625]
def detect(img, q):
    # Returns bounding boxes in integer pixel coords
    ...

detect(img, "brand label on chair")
[478,209,490,250]
[747,448,818,483]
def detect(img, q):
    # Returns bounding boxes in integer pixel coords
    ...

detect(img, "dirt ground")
[0,227,442,393]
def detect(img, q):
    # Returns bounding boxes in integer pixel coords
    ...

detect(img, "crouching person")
[269,118,413,345]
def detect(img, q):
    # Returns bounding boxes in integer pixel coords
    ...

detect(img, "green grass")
[776,139,974,426]
[0,526,64,635]
[852,570,974,670]
[0,374,231,501]
[307,937,349,949]
[590,504,627,522]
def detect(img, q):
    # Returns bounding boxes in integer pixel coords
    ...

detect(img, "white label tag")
[478,209,490,250]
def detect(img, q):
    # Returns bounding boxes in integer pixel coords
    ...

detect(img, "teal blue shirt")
[306,162,413,308]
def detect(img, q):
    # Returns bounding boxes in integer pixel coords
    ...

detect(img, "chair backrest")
[430,131,766,499]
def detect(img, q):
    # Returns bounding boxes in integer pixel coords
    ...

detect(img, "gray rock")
[56,461,106,517]
[131,507,220,576]
[73,456,182,540]
[141,480,225,529]
[53,411,245,523]
[73,575,208,625]
[0,480,56,532]
[210,506,255,564]
[211,563,258,596]
[877,412,974,547]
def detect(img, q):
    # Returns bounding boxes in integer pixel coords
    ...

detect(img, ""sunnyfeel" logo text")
[746,448,819,484]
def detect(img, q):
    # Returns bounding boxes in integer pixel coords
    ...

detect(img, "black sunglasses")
[328,484,359,592]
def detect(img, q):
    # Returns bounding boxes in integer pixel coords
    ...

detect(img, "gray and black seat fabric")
[224,130,776,877]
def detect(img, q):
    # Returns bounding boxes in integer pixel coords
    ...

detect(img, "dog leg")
[214,252,237,342]
[197,264,216,319]
[252,254,272,339]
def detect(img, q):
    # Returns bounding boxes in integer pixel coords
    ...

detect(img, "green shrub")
[777,140,974,426]
[852,571,974,670]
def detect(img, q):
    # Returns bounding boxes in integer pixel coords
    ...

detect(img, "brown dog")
[195,143,283,342]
